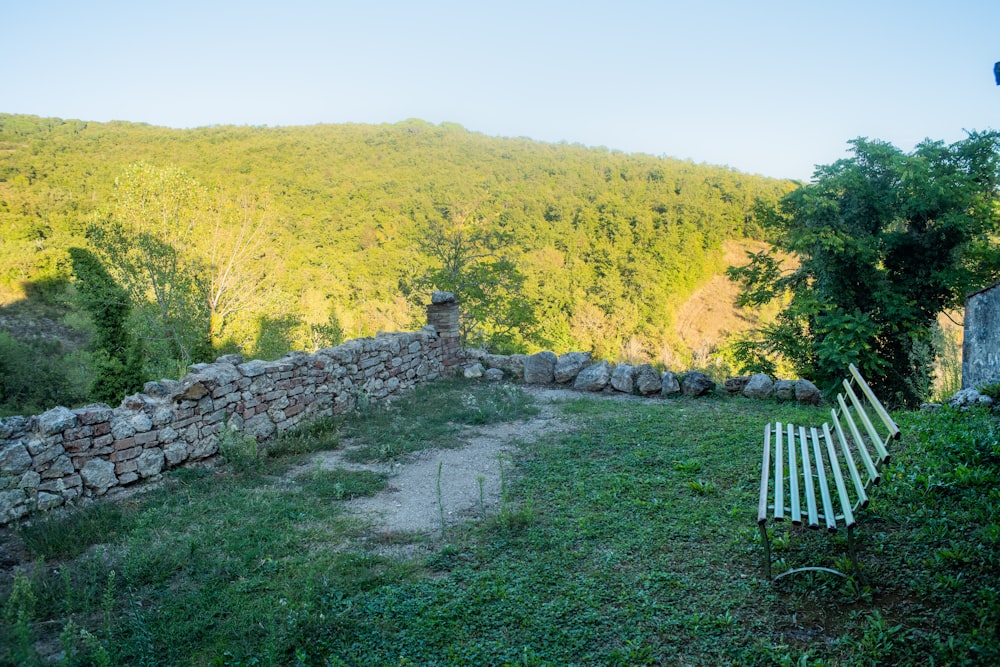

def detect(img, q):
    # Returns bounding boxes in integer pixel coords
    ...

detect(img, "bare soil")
[289,387,585,539]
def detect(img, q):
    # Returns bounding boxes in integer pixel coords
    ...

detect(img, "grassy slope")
[2,380,996,666]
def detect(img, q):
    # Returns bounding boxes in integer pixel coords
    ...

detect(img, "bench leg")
[759,523,772,580]
[847,524,867,586]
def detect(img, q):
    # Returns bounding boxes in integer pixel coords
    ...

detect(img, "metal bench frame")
[757,364,900,580]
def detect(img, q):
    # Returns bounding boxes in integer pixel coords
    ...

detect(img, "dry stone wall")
[0,297,461,526]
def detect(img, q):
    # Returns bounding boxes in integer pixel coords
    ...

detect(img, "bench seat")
[757,364,900,580]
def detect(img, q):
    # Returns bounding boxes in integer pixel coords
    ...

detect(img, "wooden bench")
[757,364,900,580]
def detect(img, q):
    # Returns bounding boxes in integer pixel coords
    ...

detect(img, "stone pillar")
[963,281,1000,389]
[426,291,462,370]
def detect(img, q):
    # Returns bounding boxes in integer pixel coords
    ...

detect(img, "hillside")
[0,113,794,413]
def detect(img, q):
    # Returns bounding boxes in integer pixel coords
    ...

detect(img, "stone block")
[136,449,164,478]
[0,442,32,475]
[111,446,141,463]
[163,441,188,466]
[74,404,114,425]
[81,459,117,494]
[37,406,78,435]
[660,371,681,396]
[40,455,74,479]
[117,471,139,486]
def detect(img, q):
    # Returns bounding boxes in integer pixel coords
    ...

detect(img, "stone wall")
[0,299,460,526]
[963,282,1000,390]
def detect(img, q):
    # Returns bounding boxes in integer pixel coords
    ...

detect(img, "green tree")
[87,163,212,374]
[85,164,273,375]
[729,133,1000,407]
[68,247,145,402]
[412,199,539,352]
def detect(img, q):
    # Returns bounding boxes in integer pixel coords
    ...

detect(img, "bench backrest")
[758,364,900,532]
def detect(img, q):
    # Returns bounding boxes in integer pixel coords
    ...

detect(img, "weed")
[437,461,447,536]
[3,383,997,665]
[686,479,718,495]
[267,415,343,458]
[218,422,262,473]
[4,568,36,664]
[18,500,134,561]
[672,458,703,474]
[297,467,386,501]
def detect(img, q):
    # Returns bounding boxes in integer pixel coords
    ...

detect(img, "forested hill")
[0,113,793,407]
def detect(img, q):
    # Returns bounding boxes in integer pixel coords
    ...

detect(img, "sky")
[3,0,998,181]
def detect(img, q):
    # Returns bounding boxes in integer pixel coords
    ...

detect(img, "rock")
[0,489,28,522]
[80,459,118,495]
[463,363,485,379]
[920,403,943,412]
[724,377,751,394]
[661,372,681,396]
[681,372,716,397]
[129,412,154,433]
[36,491,63,511]
[41,455,74,479]
[74,404,114,425]
[742,374,774,399]
[795,379,822,406]
[555,352,592,383]
[774,380,796,401]
[574,361,612,392]
[431,291,457,304]
[244,413,277,441]
[110,418,136,441]
[523,351,557,384]
[948,388,994,409]
[238,359,270,378]
[634,364,662,395]
[179,382,209,401]
[483,353,526,379]
[163,441,188,466]
[0,442,32,475]
[142,380,182,398]
[484,368,504,382]
[190,434,218,459]
[136,449,165,478]
[610,364,636,393]
[37,406,77,435]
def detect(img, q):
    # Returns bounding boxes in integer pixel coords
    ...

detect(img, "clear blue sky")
[3,0,998,180]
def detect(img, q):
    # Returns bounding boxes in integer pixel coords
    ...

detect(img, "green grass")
[1,381,997,666]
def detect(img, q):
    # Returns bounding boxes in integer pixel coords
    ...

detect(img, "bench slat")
[838,393,880,486]
[823,423,856,528]
[811,427,838,532]
[758,423,771,525]
[800,426,819,529]
[843,380,890,464]
[775,422,785,521]
[831,408,869,509]
[787,423,801,525]
[848,363,900,440]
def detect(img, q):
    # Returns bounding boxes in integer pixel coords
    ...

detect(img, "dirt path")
[293,387,585,538]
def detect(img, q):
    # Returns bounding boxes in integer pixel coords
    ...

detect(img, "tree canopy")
[0,114,791,371]
[729,132,1000,407]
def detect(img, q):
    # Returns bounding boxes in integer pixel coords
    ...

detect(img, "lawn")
[2,379,997,666]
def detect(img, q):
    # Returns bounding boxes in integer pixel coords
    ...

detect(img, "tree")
[201,189,274,345]
[86,163,273,375]
[68,247,145,401]
[412,198,539,352]
[87,163,211,374]
[728,132,1000,407]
